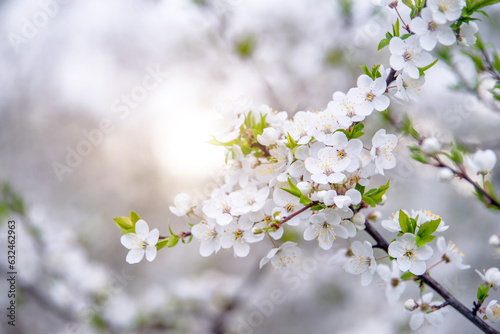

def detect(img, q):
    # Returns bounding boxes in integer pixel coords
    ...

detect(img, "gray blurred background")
[0,0,500,333]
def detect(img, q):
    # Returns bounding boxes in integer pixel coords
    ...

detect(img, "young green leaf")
[114,217,133,231]
[156,238,169,251]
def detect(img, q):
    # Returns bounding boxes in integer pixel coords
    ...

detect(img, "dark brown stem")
[364,220,500,334]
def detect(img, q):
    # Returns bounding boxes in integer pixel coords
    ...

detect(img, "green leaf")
[121,228,135,234]
[418,58,439,76]
[402,0,415,10]
[450,143,464,164]
[285,132,298,150]
[300,195,313,206]
[130,211,141,224]
[416,234,435,247]
[235,35,257,58]
[362,196,376,207]
[398,210,411,234]
[363,180,390,207]
[393,19,400,37]
[156,238,169,251]
[114,217,133,231]
[167,234,180,248]
[417,218,442,239]
[378,38,391,50]
[466,0,500,12]
[400,33,412,40]
[402,115,420,139]
[477,283,491,302]
[355,184,365,195]
[280,178,303,199]
[310,203,326,211]
[385,32,393,40]
[401,271,416,280]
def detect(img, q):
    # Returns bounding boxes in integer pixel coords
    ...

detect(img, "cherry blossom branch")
[432,156,500,210]
[364,220,500,334]
[280,201,319,225]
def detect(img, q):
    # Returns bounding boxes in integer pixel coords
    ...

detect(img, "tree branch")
[363,220,500,334]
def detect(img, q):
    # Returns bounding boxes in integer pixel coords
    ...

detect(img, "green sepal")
[393,19,400,37]
[465,0,500,13]
[156,238,169,251]
[285,132,298,150]
[355,184,365,195]
[182,234,194,244]
[114,217,133,231]
[398,210,413,234]
[121,228,135,235]
[416,234,436,247]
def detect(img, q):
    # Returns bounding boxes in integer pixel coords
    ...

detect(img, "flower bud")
[379,195,387,205]
[489,235,500,247]
[317,190,327,203]
[252,226,264,235]
[367,211,382,221]
[420,137,441,155]
[438,168,454,182]
[352,212,366,228]
[297,181,312,194]
[466,149,497,175]
[404,299,418,311]
[274,215,283,223]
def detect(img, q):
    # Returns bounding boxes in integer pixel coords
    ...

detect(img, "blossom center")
[428,21,438,32]
[337,149,347,159]
[365,91,375,102]
[391,278,400,287]
[285,204,295,213]
[403,51,413,62]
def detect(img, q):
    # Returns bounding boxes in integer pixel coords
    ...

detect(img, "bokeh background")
[1,0,500,333]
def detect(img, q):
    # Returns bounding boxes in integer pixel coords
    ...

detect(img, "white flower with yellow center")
[344,240,377,286]
[395,72,425,102]
[169,193,192,217]
[377,261,407,305]
[202,189,236,226]
[284,111,315,144]
[409,293,447,330]
[326,91,372,127]
[388,233,433,275]
[259,242,301,270]
[211,96,250,143]
[191,219,222,257]
[410,8,456,51]
[120,219,159,264]
[304,212,348,250]
[389,35,433,79]
[350,74,390,112]
[476,267,500,288]
[220,217,263,257]
[370,129,398,175]
[427,0,466,24]
[486,300,500,323]
[273,187,311,226]
[436,237,469,270]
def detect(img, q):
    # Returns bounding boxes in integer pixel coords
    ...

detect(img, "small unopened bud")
[404,299,418,311]
[297,181,312,194]
[274,215,283,223]
[317,190,327,203]
[420,137,441,155]
[352,212,366,229]
[438,168,454,182]
[489,235,500,247]
[367,211,382,221]
[252,226,264,235]
[379,195,387,205]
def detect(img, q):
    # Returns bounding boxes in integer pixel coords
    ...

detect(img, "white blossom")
[409,293,447,330]
[371,129,398,175]
[304,212,348,250]
[410,8,456,51]
[436,236,469,270]
[459,21,479,46]
[389,36,433,79]
[191,219,222,257]
[169,193,192,217]
[388,233,433,275]
[120,220,159,264]
[476,267,500,288]
[377,262,407,305]
[259,242,301,270]
[486,300,500,323]
[421,137,441,154]
[466,149,497,174]
[427,0,466,24]
[350,74,390,112]
[344,240,377,286]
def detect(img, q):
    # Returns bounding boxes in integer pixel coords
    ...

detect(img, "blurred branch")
[363,221,500,334]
